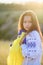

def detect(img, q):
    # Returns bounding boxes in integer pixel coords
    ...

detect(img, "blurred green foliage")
[0,2,43,40]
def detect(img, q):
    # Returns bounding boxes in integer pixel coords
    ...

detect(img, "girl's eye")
[28,21,32,23]
[24,21,32,24]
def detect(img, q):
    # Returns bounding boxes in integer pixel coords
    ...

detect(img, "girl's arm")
[26,30,42,60]
[20,30,42,61]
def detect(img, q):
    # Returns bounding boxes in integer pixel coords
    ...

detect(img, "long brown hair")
[18,10,43,41]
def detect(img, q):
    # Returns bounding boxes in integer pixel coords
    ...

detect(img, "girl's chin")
[25,29,29,32]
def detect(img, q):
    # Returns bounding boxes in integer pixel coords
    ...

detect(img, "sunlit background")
[0,0,43,65]
[0,0,43,4]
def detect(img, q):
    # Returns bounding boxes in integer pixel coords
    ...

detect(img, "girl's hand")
[25,56,36,61]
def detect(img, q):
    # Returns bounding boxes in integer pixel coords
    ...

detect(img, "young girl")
[18,10,43,65]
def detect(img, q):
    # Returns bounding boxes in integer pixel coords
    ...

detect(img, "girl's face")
[23,16,32,32]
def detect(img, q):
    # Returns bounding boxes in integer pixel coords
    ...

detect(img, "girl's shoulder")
[26,30,41,40]
[30,30,39,36]
[29,30,40,36]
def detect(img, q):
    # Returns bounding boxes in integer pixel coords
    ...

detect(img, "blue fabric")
[18,30,26,44]
[18,30,26,35]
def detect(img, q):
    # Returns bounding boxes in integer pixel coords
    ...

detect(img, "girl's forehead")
[23,16,32,21]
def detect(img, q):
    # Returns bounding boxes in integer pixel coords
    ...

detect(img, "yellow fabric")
[7,32,26,65]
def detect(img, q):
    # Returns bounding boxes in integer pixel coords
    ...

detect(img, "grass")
[0,40,10,65]
[0,40,43,65]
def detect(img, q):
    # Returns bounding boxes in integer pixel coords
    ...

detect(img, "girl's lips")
[26,27,29,29]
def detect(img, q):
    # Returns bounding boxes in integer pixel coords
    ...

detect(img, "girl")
[18,10,43,65]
